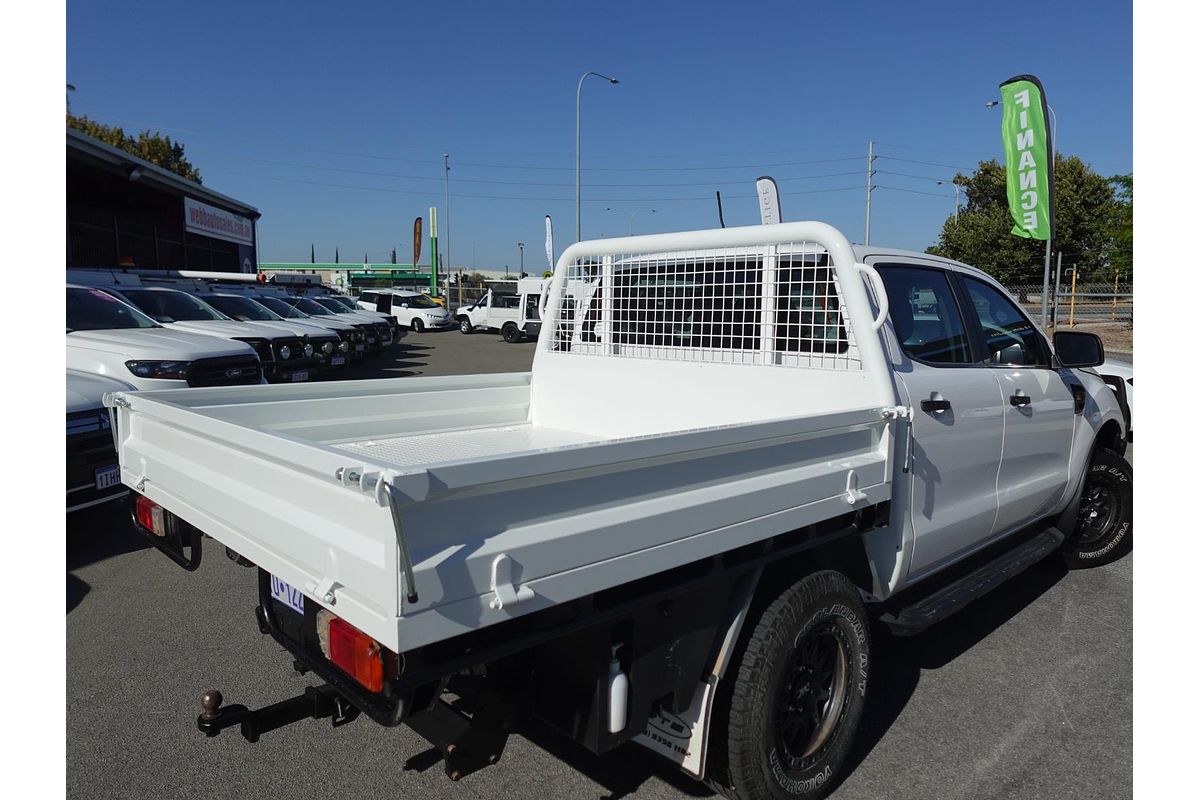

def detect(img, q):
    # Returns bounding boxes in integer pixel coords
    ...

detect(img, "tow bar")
[197,685,360,742]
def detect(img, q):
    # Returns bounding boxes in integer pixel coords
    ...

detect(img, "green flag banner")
[999,74,1054,241]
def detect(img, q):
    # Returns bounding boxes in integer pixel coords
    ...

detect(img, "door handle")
[920,398,951,413]
[1009,392,1032,407]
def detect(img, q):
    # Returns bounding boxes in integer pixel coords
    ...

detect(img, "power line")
[102,115,866,162]
[875,169,957,183]
[203,170,863,203]
[189,150,864,187]
[875,155,976,172]
[874,185,956,199]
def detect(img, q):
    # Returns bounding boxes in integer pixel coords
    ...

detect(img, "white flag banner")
[756,176,782,225]
[545,215,555,271]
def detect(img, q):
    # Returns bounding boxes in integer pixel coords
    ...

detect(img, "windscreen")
[406,294,439,309]
[287,297,336,316]
[328,296,359,311]
[121,289,229,322]
[205,294,283,322]
[257,297,308,318]
[67,287,159,332]
[313,297,353,314]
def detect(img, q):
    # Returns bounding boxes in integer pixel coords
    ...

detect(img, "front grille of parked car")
[186,356,263,387]
[271,337,305,363]
[67,414,124,507]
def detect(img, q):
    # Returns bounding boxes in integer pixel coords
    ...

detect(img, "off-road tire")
[458,317,473,334]
[410,318,425,333]
[501,323,522,343]
[1062,448,1132,568]
[708,570,870,800]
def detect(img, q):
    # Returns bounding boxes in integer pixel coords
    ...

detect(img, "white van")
[357,289,452,332]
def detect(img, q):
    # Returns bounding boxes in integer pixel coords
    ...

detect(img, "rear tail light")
[134,495,167,537]
[316,611,385,692]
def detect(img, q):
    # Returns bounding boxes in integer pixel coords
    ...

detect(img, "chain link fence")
[1004,281,1133,356]
[1004,282,1133,326]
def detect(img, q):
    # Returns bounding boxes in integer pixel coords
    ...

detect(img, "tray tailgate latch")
[489,554,534,611]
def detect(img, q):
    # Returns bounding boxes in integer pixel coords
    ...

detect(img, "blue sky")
[67,0,1131,270]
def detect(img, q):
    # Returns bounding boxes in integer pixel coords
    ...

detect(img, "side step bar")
[880,527,1065,636]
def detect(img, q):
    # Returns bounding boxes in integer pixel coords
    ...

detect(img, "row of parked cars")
[65,272,411,513]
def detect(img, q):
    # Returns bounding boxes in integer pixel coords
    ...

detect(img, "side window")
[360,292,378,304]
[524,294,541,320]
[962,277,1049,367]
[877,265,972,365]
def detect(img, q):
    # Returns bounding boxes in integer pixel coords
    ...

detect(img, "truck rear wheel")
[501,323,522,343]
[709,570,869,800]
[1062,448,1132,568]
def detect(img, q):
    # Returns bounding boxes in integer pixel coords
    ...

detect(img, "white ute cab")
[66,285,263,390]
[108,222,1130,800]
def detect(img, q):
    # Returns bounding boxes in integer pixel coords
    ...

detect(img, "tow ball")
[197,685,360,742]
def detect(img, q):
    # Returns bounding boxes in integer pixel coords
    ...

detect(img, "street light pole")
[443,154,450,292]
[937,181,961,221]
[605,207,656,235]
[576,71,620,243]
[518,242,524,276]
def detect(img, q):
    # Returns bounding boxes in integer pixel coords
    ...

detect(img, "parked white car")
[67,369,136,513]
[357,289,452,332]
[102,286,321,383]
[267,295,396,353]
[66,285,264,390]
[194,292,350,375]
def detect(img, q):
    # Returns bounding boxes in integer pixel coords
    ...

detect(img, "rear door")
[958,275,1077,535]
[875,263,1006,578]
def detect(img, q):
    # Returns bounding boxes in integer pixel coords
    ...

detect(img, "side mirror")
[1054,331,1105,368]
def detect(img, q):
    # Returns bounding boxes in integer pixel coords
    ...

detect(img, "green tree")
[1101,174,1132,283]
[927,155,1127,285]
[67,114,202,183]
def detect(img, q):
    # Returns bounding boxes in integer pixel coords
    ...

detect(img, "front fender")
[1057,369,1127,531]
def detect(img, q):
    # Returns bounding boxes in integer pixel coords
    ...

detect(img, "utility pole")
[518,242,524,276]
[443,154,451,295]
[864,140,876,246]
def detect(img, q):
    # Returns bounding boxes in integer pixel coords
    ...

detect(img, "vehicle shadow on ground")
[832,558,1069,792]
[339,343,433,380]
[515,719,715,800]
[67,503,149,612]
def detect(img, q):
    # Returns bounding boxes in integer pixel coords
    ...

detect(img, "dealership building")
[67,128,260,273]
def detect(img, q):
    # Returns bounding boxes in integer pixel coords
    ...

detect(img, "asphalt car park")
[67,330,1131,800]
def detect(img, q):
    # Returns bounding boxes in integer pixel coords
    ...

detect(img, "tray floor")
[333,424,602,469]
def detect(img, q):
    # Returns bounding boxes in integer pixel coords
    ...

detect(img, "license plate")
[367,337,377,345]
[291,370,309,382]
[355,344,365,352]
[270,575,305,615]
[94,464,121,490]
[330,356,346,366]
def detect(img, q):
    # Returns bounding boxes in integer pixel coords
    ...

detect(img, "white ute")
[66,285,263,390]
[455,278,546,342]
[108,222,1130,798]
